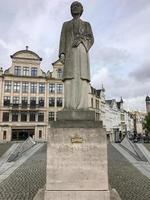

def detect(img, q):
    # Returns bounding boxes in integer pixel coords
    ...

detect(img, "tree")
[143,113,150,134]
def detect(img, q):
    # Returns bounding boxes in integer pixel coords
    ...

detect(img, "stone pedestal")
[45,112,110,200]
[57,109,95,121]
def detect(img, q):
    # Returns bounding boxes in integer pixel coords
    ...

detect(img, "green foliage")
[143,113,150,133]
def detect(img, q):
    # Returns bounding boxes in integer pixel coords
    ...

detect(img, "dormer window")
[14,66,21,76]
[31,67,37,76]
[23,67,29,76]
[57,69,63,79]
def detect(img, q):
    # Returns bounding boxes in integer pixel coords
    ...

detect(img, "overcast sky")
[0,0,150,112]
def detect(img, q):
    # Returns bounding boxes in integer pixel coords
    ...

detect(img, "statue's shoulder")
[81,19,91,26]
[63,20,72,26]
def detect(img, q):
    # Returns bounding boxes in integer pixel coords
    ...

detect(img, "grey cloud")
[130,62,150,81]
[91,44,130,69]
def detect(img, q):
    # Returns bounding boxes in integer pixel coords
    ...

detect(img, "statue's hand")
[59,54,65,64]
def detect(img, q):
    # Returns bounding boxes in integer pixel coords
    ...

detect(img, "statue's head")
[71,1,83,17]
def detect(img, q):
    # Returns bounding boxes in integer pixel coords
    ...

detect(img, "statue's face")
[71,1,83,17]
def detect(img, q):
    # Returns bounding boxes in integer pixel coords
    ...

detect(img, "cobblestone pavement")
[0,143,12,157]
[0,143,150,200]
[144,143,150,151]
[108,143,150,200]
[0,144,46,200]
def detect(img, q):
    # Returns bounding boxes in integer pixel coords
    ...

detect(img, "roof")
[90,86,102,97]
[106,99,123,110]
[52,59,63,66]
[10,50,42,61]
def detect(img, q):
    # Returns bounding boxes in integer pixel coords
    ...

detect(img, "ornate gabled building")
[0,48,63,142]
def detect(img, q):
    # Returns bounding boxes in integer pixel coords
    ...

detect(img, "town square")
[0,1,150,200]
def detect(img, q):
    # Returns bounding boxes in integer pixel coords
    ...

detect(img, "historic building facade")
[0,48,64,142]
[103,99,134,141]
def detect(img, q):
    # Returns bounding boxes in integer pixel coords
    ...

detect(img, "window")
[57,97,62,107]
[57,84,63,93]
[39,83,45,94]
[31,67,37,76]
[4,81,11,92]
[49,84,55,93]
[38,113,44,122]
[13,82,20,92]
[57,68,63,79]
[21,112,27,121]
[121,114,125,121]
[13,97,19,107]
[4,96,11,106]
[3,112,9,122]
[49,112,55,121]
[96,113,100,121]
[12,112,19,122]
[14,66,21,76]
[96,99,99,109]
[3,131,7,140]
[30,97,36,108]
[29,112,36,121]
[30,83,37,93]
[21,97,28,108]
[49,97,55,107]
[23,67,29,76]
[39,130,42,138]
[38,97,44,107]
[91,98,93,108]
[22,82,29,93]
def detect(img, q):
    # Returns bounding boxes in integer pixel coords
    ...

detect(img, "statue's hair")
[71,1,83,16]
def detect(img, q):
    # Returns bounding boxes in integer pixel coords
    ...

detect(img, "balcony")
[12,103,19,108]
[21,101,28,108]
[3,102,43,110]
[3,100,11,107]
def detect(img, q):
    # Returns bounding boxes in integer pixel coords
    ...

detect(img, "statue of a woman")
[59,1,94,110]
